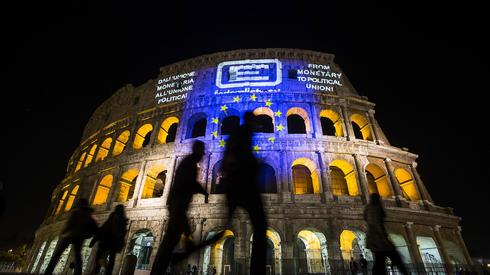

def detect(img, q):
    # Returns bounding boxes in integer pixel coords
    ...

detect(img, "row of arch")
[52,157,420,216]
[29,226,466,275]
[69,107,376,174]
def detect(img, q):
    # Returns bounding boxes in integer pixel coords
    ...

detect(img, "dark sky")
[1,0,489,258]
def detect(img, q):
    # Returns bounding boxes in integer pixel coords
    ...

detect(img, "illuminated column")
[455,226,473,266]
[403,222,424,270]
[189,218,204,267]
[106,131,118,157]
[410,162,433,203]
[432,225,453,273]
[106,167,122,208]
[132,161,148,204]
[126,117,140,151]
[340,104,355,141]
[148,119,160,146]
[384,158,404,205]
[162,156,178,205]
[203,152,213,196]
[281,151,291,202]
[353,154,369,204]
[317,151,333,201]
[311,105,322,138]
[367,110,381,145]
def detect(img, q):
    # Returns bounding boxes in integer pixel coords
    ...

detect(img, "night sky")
[1,0,489,258]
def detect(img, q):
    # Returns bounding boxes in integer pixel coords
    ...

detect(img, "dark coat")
[364,204,395,252]
[62,206,97,240]
[90,212,128,251]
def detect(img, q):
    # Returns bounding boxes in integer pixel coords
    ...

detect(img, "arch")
[394,168,420,201]
[250,229,282,275]
[116,169,139,202]
[187,112,207,138]
[95,137,112,162]
[291,158,320,194]
[220,115,240,135]
[416,236,444,267]
[442,239,466,265]
[388,233,412,264]
[84,143,98,167]
[64,185,79,212]
[287,107,311,134]
[211,160,225,194]
[74,151,86,172]
[340,230,372,261]
[258,163,277,193]
[92,175,113,205]
[365,163,392,198]
[254,107,275,133]
[127,229,154,270]
[203,229,235,275]
[141,164,166,199]
[329,160,359,196]
[157,116,179,144]
[320,109,344,137]
[113,130,130,156]
[350,113,373,141]
[133,124,153,149]
[54,190,68,215]
[296,229,330,274]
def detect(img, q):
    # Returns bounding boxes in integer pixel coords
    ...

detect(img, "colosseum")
[26,49,472,275]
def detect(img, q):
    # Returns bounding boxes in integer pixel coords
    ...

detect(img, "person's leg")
[387,250,409,275]
[44,238,70,275]
[246,195,267,275]
[105,249,116,275]
[91,243,106,275]
[72,240,83,275]
[372,251,387,275]
[150,224,181,275]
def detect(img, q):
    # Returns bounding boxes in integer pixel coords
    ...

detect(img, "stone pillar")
[403,222,425,273]
[162,156,178,205]
[432,225,453,273]
[367,109,381,145]
[455,226,473,266]
[317,152,333,202]
[310,105,322,138]
[281,151,291,203]
[340,104,355,141]
[106,166,122,209]
[353,154,369,204]
[147,119,160,147]
[234,218,249,274]
[384,158,404,206]
[132,161,148,204]
[410,162,433,203]
[106,131,118,158]
[126,118,140,151]
[325,218,343,274]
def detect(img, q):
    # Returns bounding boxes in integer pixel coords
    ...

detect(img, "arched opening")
[388,234,412,264]
[442,239,467,265]
[157,116,179,144]
[75,151,86,172]
[54,190,68,215]
[296,229,330,274]
[329,160,359,196]
[95,137,112,162]
[64,185,79,212]
[258,163,277,193]
[287,107,311,134]
[211,160,225,194]
[394,168,420,201]
[127,230,154,270]
[92,175,113,205]
[340,230,372,262]
[84,143,98,167]
[320,109,344,137]
[133,124,153,149]
[116,169,139,202]
[203,230,235,275]
[365,163,392,198]
[187,113,207,138]
[416,236,444,268]
[292,158,320,194]
[350,114,373,141]
[113,130,130,156]
[254,107,275,133]
[220,116,240,135]
[250,229,282,275]
[141,165,166,199]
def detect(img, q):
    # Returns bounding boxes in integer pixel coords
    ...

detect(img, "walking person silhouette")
[222,111,267,275]
[151,141,222,275]
[364,193,409,275]
[44,198,98,275]
[89,204,128,275]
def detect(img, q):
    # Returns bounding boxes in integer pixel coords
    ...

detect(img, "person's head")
[77,198,89,208]
[369,193,381,206]
[192,140,205,161]
[244,111,256,127]
[115,204,125,215]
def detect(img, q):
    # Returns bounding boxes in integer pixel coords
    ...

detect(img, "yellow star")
[274,110,282,117]
[233,96,241,103]
[276,124,284,131]
[220,105,228,112]
[268,137,275,143]
[212,131,218,138]
[265,99,273,107]
[219,139,226,147]
[253,145,261,151]
[250,94,257,101]
[211,117,219,124]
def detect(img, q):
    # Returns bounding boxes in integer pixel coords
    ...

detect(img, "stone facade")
[26,49,472,275]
